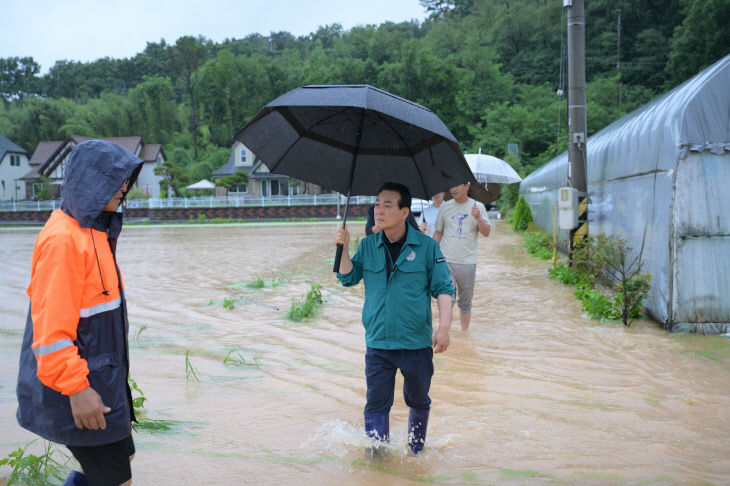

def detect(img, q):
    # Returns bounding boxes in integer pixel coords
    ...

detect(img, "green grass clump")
[0,440,69,485]
[286,284,324,322]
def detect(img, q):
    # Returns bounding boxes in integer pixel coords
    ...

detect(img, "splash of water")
[301,420,459,462]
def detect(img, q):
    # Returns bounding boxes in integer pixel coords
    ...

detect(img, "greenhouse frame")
[519,54,730,333]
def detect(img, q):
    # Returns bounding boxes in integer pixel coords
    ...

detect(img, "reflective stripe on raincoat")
[16,139,143,447]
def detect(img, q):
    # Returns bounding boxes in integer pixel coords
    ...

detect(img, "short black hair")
[378,182,412,210]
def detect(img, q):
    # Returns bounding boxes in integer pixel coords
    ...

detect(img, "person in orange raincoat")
[16,140,144,486]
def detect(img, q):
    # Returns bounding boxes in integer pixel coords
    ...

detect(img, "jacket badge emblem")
[406,250,416,261]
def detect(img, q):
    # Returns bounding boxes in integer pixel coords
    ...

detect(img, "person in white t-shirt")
[418,191,445,238]
[433,183,491,331]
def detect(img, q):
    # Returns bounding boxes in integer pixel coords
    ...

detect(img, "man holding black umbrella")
[334,182,454,455]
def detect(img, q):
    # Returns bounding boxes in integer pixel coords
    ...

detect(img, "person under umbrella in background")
[16,140,143,486]
[334,182,454,455]
[418,191,445,238]
[433,182,491,332]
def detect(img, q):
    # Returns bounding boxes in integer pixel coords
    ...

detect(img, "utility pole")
[617,11,622,106]
[565,0,588,259]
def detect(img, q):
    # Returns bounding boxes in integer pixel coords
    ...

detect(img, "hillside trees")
[0,0,725,200]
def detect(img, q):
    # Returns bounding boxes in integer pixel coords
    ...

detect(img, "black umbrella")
[233,84,475,271]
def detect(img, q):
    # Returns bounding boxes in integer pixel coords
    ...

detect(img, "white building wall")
[135,157,164,198]
[0,153,31,200]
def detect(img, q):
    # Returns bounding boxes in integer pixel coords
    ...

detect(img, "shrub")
[548,262,590,287]
[574,285,620,321]
[523,231,553,260]
[511,195,533,232]
[548,235,652,326]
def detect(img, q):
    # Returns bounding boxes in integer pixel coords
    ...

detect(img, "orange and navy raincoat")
[17,140,143,446]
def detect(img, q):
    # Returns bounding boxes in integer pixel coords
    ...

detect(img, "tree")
[0,57,41,101]
[666,0,730,86]
[128,76,177,144]
[0,97,76,151]
[197,50,268,146]
[169,36,210,158]
[219,170,249,195]
[154,160,189,197]
[419,0,474,18]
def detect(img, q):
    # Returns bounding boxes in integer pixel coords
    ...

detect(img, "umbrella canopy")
[186,179,216,190]
[235,84,473,271]
[444,182,501,206]
[465,149,522,184]
[233,85,474,200]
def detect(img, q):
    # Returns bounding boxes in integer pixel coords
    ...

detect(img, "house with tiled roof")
[212,141,321,197]
[21,135,166,199]
[0,135,30,201]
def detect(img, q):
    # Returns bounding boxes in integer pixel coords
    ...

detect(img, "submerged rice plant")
[223,297,236,310]
[223,350,261,368]
[128,376,147,412]
[185,350,200,382]
[286,284,324,322]
[245,276,265,289]
[135,418,186,434]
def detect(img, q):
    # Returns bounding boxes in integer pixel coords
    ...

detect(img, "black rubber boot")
[408,408,430,454]
[364,412,389,459]
[63,471,90,486]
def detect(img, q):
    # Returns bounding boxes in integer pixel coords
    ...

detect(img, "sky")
[0,0,428,73]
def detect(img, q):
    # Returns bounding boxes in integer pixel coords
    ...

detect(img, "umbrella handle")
[333,192,352,273]
[333,244,344,273]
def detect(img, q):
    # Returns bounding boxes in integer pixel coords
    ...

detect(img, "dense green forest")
[1,0,728,202]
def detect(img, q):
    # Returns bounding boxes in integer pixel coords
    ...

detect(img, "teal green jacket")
[338,225,454,350]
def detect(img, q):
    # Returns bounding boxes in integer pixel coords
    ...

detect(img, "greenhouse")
[520,54,730,333]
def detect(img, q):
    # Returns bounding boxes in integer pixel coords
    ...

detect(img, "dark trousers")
[364,347,434,414]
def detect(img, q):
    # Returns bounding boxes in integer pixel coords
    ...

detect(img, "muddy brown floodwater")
[2,221,730,485]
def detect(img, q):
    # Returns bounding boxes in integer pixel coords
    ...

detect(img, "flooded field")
[1,220,729,485]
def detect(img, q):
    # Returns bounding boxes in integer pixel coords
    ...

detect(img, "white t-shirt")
[418,203,441,237]
[434,198,489,264]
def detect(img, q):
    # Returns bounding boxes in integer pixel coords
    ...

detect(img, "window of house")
[270,180,280,196]
[232,182,247,194]
[10,155,20,166]
[240,149,247,164]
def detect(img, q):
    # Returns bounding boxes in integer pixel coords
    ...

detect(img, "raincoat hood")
[60,140,143,229]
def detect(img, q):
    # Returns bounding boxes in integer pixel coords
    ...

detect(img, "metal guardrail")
[0,194,377,212]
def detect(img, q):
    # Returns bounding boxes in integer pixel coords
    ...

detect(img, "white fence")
[0,194,376,212]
